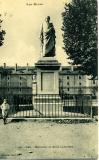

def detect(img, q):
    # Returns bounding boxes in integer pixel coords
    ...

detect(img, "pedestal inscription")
[41,72,54,91]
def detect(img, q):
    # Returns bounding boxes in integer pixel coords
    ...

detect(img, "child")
[0,99,10,124]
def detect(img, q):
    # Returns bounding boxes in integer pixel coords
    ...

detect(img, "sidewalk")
[0,119,98,159]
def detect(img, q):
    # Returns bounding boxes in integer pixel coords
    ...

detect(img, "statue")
[40,16,56,57]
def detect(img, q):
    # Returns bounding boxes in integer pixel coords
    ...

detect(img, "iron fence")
[0,94,95,118]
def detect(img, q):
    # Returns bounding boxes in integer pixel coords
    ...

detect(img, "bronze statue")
[40,16,56,57]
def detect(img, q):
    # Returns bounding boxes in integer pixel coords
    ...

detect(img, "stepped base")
[33,95,61,103]
[33,95,63,115]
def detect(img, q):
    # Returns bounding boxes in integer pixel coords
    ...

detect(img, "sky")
[0,0,71,66]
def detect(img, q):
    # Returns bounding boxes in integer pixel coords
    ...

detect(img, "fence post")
[91,105,93,118]
[90,95,93,118]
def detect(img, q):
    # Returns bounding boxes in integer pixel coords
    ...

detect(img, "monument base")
[32,57,62,116]
[33,94,63,117]
[35,57,61,95]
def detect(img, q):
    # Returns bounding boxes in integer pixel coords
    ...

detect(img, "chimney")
[26,63,29,71]
[15,63,17,71]
[4,63,6,69]
[71,65,74,71]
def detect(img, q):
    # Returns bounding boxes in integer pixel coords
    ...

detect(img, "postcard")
[0,0,98,159]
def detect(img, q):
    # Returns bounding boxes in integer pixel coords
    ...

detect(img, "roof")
[0,65,85,75]
[0,66,36,75]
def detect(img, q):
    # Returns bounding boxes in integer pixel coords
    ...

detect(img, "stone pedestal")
[35,57,61,95]
[32,57,62,117]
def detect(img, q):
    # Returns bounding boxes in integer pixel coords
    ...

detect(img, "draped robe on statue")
[40,21,56,57]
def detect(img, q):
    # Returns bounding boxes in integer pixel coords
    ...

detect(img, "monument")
[35,16,61,95]
[33,16,61,117]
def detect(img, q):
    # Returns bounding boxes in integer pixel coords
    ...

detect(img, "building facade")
[0,64,36,104]
[0,64,98,104]
[59,66,98,97]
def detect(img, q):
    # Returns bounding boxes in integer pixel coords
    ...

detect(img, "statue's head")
[45,16,50,23]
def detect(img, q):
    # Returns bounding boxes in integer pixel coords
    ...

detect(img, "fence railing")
[0,94,95,118]
[59,86,98,95]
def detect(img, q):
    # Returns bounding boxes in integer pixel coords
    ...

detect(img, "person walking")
[0,99,10,124]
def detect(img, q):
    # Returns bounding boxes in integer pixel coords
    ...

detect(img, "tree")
[0,15,6,46]
[62,0,97,78]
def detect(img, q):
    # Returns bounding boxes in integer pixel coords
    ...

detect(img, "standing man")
[0,99,10,124]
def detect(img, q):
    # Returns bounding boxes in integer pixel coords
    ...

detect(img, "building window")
[79,82,81,85]
[79,76,81,79]
[67,82,69,85]
[93,80,95,84]
[93,92,96,96]
[8,88,9,92]
[7,76,10,80]
[20,88,22,92]
[7,82,10,86]
[20,76,21,80]
[67,88,69,91]
[67,76,69,79]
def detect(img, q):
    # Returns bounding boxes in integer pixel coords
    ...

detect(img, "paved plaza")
[0,119,98,159]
